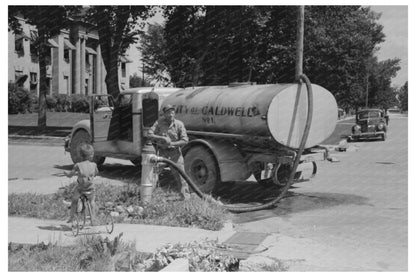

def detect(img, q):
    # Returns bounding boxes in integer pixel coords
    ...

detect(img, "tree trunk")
[37,29,48,129]
[105,53,120,97]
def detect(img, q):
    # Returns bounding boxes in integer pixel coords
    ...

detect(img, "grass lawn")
[8,112,89,137]
[9,182,228,231]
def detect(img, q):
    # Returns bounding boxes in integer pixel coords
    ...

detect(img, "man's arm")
[170,121,188,147]
[146,120,171,145]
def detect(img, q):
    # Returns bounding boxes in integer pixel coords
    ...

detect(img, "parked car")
[348,108,387,141]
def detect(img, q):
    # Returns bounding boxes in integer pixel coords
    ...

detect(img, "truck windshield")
[358,111,381,119]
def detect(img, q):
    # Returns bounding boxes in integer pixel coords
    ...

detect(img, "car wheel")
[184,146,219,194]
[70,130,105,165]
[381,133,386,141]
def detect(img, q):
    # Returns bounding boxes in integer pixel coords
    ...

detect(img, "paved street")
[8,115,408,271]
[235,114,408,271]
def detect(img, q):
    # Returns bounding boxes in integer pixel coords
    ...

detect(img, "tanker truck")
[64,82,337,194]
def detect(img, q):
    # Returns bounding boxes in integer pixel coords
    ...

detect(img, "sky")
[127,5,408,88]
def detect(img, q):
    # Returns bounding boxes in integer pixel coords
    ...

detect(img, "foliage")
[8,183,228,231]
[129,72,152,88]
[84,6,155,97]
[398,81,408,111]
[54,93,72,112]
[367,57,401,108]
[45,95,57,111]
[151,239,239,271]
[8,234,151,271]
[8,6,80,128]
[139,23,172,86]
[8,235,240,271]
[70,94,90,113]
[143,6,399,109]
[8,82,37,114]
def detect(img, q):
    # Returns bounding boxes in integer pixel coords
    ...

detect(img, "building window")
[85,79,89,95]
[30,44,38,63]
[15,71,23,81]
[63,76,69,94]
[15,38,24,56]
[64,49,70,63]
[121,62,126,78]
[30,72,38,93]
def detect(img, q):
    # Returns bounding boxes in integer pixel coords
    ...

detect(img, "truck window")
[142,98,159,127]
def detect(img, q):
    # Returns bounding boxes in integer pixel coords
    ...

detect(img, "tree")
[138,23,172,86]
[398,81,408,111]
[8,6,79,128]
[129,72,151,87]
[146,5,400,111]
[85,6,155,97]
[367,57,401,108]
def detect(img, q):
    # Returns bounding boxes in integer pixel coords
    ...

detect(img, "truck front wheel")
[70,130,105,165]
[184,146,219,194]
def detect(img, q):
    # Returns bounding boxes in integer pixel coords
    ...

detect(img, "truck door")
[91,95,114,142]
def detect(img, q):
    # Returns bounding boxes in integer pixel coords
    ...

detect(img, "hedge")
[8,84,91,114]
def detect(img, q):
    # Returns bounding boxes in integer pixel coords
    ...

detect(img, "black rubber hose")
[155,74,314,212]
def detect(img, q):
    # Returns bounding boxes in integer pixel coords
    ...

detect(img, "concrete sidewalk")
[8,217,235,254]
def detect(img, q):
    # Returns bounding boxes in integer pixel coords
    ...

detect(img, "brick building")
[8,16,131,96]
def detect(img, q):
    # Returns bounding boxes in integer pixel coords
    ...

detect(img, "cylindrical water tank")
[162,83,337,149]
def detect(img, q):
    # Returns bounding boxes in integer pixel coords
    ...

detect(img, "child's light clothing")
[67,160,99,223]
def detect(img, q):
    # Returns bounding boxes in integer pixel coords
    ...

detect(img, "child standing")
[65,143,99,223]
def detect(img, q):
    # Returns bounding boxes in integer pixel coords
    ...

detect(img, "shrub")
[71,94,89,113]
[46,95,57,111]
[54,93,72,112]
[8,82,34,114]
[28,92,39,113]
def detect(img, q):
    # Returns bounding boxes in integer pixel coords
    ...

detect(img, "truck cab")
[64,87,181,166]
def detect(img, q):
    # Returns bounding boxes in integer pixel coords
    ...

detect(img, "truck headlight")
[377,123,384,130]
[353,125,361,132]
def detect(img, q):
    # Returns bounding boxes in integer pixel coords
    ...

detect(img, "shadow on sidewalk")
[9,125,71,137]
[38,224,71,232]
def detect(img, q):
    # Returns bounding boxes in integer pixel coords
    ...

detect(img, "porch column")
[73,37,81,94]
[80,37,86,95]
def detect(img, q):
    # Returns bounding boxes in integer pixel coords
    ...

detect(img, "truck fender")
[69,119,91,141]
[183,139,251,182]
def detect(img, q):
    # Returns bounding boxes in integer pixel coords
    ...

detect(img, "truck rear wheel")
[184,146,219,194]
[70,130,105,165]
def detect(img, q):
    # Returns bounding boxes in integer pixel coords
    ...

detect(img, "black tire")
[70,130,105,165]
[381,133,386,141]
[184,146,219,194]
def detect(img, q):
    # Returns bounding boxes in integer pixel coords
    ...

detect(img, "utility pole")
[295,5,305,81]
[365,73,369,108]
[142,61,145,87]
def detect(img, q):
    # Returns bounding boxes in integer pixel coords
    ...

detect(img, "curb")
[9,134,66,140]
